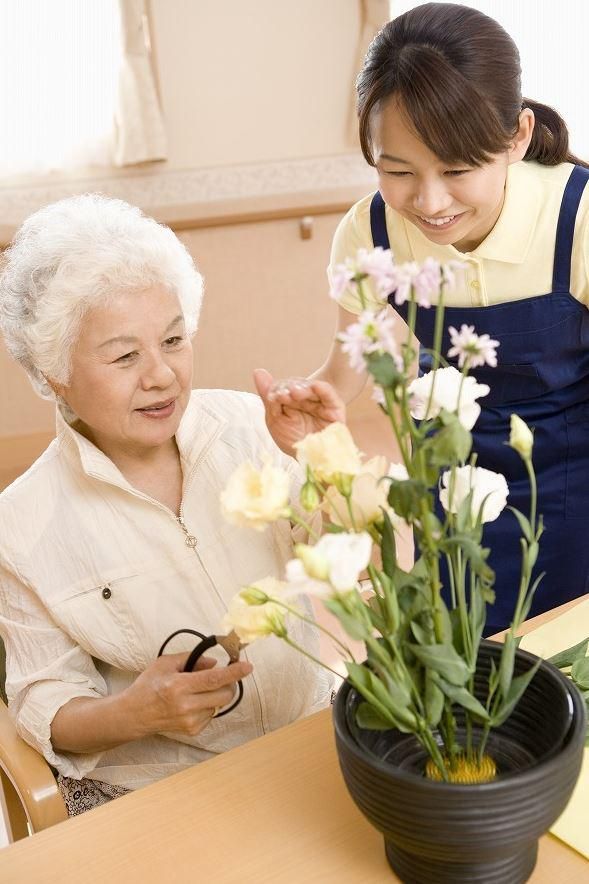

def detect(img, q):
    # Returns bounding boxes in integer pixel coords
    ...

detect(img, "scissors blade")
[215,630,247,663]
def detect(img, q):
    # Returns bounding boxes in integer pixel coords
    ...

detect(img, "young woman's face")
[371,99,514,253]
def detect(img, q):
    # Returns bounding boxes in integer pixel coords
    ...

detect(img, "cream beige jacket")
[0,390,331,790]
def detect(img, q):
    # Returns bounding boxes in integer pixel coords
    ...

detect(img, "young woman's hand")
[254,368,346,457]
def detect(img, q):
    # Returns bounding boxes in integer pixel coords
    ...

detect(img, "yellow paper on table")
[520,598,589,859]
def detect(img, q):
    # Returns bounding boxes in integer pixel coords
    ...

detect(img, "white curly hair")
[0,193,203,400]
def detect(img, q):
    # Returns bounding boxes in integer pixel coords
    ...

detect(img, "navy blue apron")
[369,166,589,634]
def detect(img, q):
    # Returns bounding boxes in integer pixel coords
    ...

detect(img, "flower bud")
[300,480,321,512]
[509,414,533,460]
[294,543,330,581]
[333,472,354,497]
[240,586,270,605]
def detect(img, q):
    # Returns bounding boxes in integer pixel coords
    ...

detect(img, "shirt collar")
[56,391,227,491]
[401,161,540,266]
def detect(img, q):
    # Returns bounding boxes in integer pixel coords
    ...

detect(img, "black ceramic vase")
[333,640,586,884]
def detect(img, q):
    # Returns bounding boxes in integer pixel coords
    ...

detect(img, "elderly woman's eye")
[115,351,137,364]
[164,336,184,346]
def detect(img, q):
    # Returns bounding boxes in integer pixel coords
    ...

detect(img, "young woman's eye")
[164,336,184,347]
[445,170,470,177]
[384,171,411,177]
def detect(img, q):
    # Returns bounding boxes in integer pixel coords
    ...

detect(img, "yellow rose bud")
[509,414,533,460]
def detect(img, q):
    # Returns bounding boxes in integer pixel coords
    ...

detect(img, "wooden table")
[0,602,586,883]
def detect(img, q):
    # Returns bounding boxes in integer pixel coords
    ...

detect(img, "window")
[0,0,121,178]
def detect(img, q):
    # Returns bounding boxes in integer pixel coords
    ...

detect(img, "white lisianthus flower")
[222,577,287,642]
[294,422,362,486]
[220,459,291,531]
[509,414,533,460]
[408,366,490,430]
[439,465,509,524]
[323,456,405,531]
[286,531,373,593]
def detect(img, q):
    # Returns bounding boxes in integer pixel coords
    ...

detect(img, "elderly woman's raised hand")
[254,368,346,457]
[126,652,253,738]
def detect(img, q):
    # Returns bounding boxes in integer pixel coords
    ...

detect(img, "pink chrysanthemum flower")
[448,324,500,369]
[338,309,401,374]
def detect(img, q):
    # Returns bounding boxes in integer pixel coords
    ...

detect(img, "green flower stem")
[477,722,492,765]
[423,287,445,421]
[343,491,359,533]
[507,456,539,633]
[288,510,321,542]
[418,496,445,645]
[384,388,411,471]
[283,636,344,680]
[270,597,357,662]
[420,726,449,781]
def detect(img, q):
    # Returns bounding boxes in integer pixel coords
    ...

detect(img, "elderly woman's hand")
[51,653,254,755]
[127,652,254,738]
[254,368,346,457]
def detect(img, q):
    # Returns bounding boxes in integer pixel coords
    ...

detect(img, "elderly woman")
[0,195,336,815]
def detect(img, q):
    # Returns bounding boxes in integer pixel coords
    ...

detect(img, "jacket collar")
[56,391,227,493]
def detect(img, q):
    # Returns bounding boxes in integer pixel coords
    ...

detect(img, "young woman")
[256,3,589,633]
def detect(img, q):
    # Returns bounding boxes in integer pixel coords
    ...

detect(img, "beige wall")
[0,1,378,482]
[149,0,360,170]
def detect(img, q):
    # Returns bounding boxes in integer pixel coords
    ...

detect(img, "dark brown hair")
[357,3,587,169]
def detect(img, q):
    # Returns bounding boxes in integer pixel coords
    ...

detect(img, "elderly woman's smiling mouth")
[135,397,178,418]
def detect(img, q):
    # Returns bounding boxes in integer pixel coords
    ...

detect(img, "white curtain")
[113,0,168,166]
[347,0,392,147]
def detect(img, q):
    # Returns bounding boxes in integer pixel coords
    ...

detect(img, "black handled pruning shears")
[157,628,246,718]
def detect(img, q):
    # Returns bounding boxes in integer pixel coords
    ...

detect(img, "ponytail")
[523,99,589,168]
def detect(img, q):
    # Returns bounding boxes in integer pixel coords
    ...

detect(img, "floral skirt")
[57,774,129,816]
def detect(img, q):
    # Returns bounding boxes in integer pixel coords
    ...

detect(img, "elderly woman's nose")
[140,352,176,388]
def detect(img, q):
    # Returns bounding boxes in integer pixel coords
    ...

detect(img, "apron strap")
[370,190,391,250]
[552,165,589,292]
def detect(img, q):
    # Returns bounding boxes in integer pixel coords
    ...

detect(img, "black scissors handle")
[157,629,244,718]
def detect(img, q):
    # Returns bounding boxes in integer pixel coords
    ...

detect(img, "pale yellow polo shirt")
[329,160,589,312]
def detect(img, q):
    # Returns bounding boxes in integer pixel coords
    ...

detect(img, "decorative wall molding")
[0,153,377,224]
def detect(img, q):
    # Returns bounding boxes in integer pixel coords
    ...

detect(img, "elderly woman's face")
[54,285,193,459]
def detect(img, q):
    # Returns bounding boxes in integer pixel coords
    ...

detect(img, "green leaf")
[571,657,589,690]
[380,509,397,577]
[440,534,494,582]
[345,662,417,731]
[425,671,445,727]
[437,677,490,721]
[408,642,471,686]
[425,415,472,467]
[322,522,346,534]
[324,597,372,641]
[356,702,395,730]
[365,351,404,388]
[507,506,533,543]
[388,479,432,523]
[548,638,589,669]
[491,660,541,727]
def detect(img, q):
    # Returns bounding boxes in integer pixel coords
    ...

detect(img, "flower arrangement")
[221,248,558,784]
